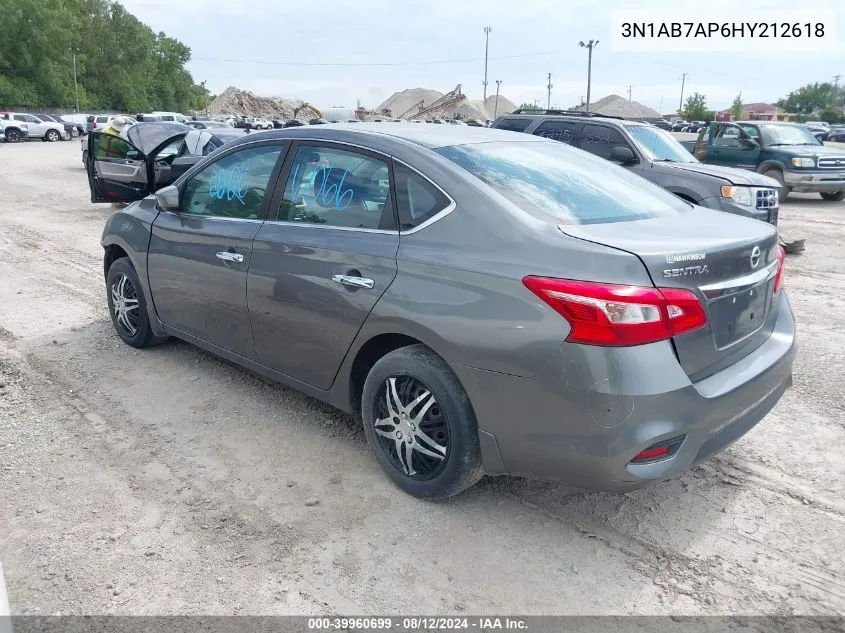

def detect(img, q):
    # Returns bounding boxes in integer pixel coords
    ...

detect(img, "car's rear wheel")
[361,344,483,500]
[5,129,21,143]
[763,168,790,201]
[46,129,60,142]
[106,257,168,349]
[820,191,845,201]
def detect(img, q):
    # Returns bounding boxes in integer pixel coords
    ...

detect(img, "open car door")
[86,132,150,203]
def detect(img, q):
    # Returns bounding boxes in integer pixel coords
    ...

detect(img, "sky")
[121,0,845,114]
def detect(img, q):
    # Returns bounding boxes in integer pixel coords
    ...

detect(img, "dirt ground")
[0,141,843,617]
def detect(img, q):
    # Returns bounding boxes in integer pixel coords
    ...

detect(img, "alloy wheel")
[110,273,140,336]
[373,376,449,479]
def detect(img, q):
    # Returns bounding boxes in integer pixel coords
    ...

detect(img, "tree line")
[0,0,212,113]
[680,81,845,123]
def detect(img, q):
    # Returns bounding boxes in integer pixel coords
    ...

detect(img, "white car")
[250,117,273,130]
[150,111,188,123]
[0,112,68,141]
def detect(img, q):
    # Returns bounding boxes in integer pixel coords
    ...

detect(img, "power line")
[192,47,572,68]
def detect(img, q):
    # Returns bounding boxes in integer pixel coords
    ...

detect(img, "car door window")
[741,125,759,139]
[532,120,579,144]
[179,145,283,220]
[277,145,395,230]
[495,118,532,132]
[579,124,630,160]
[713,126,741,147]
[93,133,140,160]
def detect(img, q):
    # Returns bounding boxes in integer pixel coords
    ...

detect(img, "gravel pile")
[207,86,322,120]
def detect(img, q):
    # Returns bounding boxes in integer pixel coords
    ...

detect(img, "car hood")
[658,161,778,187]
[126,122,190,155]
[767,144,843,157]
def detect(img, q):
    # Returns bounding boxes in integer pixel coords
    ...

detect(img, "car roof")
[228,122,547,150]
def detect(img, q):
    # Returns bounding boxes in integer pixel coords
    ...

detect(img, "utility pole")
[483,26,492,100]
[579,40,598,111]
[546,73,553,110]
[494,80,502,119]
[72,50,80,112]
[678,73,687,116]
[626,84,633,101]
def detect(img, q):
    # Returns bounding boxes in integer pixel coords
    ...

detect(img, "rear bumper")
[455,293,796,490]
[783,169,845,192]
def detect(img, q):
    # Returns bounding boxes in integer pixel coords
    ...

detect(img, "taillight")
[522,277,707,346]
[773,244,786,294]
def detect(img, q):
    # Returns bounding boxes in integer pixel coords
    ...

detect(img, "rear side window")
[97,116,108,123]
[277,145,395,230]
[494,118,532,133]
[393,163,451,231]
[436,141,690,225]
[578,124,631,160]
[532,120,579,144]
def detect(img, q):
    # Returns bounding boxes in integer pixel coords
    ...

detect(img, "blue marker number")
[209,164,248,205]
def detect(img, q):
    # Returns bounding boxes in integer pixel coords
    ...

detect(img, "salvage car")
[493,111,781,224]
[98,124,795,499]
[693,121,845,201]
[85,122,247,201]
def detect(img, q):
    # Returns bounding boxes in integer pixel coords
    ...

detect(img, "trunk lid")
[559,208,780,381]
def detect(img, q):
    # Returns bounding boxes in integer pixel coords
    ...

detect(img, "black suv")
[492,110,781,225]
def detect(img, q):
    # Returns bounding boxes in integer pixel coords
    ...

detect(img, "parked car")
[827,125,845,142]
[283,119,305,128]
[803,123,829,142]
[97,124,794,499]
[0,118,29,143]
[671,120,690,132]
[0,112,68,141]
[150,111,188,123]
[491,110,781,224]
[692,121,845,201]
[85,122,247,194]
[86,114,137,134]
[652,119,673,131]
[34,114,77,138]
[805,121,830,131]
[308,118,329,125]
[185,120,232,130]
[248,117,273,130]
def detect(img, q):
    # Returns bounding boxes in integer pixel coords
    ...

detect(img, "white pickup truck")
[0,112,67,141]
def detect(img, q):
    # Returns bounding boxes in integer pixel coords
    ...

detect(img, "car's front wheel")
[361,344,483,500]
[820,191,845,201]
[4,129,21,143]
[106,257,168,348]
[45,129,60,142]
[763,168,790,201]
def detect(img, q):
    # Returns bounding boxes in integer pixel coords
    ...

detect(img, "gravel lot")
[0,141,843,617]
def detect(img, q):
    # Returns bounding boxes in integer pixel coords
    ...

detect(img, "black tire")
[820,191,845,202]
[45,129,60,142]
[105,257,168,348]
[5,128,22,143]
[82,149,88,166]
[763,168,790,201]
[361,344,483,500]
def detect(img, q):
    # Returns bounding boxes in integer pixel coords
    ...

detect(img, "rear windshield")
[435,141,691,225]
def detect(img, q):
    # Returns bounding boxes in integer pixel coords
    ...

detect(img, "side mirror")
[155,185,180,211]
[739,138,759,149]
[610,146,636,163]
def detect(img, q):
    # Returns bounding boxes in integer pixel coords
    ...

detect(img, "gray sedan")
[98,124,796,499]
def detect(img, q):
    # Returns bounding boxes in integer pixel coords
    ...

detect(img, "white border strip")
[0,562,11,633]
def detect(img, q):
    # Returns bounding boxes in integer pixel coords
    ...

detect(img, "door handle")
[216,251,244,263]
[332,274,374,289]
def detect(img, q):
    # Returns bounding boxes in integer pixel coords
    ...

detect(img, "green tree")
[0,0,207,112]
[682,92,708,120]
[776,82,840,115]
[730,94,744,121]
